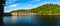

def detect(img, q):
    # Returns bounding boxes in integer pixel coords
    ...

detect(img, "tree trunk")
[0,0,5,26]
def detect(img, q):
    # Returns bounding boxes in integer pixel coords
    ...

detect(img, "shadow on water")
[36,15,60,26]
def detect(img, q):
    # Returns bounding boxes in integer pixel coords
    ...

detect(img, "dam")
[11,12,36,16]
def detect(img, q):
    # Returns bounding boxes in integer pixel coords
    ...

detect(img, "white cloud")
[6,2,8,4]
[4,4,18,11]
[5,7,6,9]
[4,11,11,13]
[9,0,16,2]
[34,0,41,2]
[31,0,41,3]
[7,0,16,4]
[9,4,17,7]
[8,3,20,8]
[28,4,32,7]
[5,3,21,9]
[4,7,6,10]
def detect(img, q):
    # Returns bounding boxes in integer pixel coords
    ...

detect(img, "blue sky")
[4,0,60,13]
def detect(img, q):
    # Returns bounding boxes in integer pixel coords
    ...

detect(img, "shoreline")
[4,15,60,16]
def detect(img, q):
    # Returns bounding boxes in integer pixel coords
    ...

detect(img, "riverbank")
[4,13,60,16]
[37,13,60,16]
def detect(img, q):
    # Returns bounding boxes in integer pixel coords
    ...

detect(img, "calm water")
[3,15,60,26]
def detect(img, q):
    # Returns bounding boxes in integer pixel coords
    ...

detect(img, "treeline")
[11,4,60,15]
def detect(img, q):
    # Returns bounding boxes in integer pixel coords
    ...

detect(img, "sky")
[4,0,60,13]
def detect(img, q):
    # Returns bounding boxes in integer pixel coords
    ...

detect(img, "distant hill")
[11,4,60,15]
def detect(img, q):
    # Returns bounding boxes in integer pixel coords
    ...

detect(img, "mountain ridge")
[11,4,60,15]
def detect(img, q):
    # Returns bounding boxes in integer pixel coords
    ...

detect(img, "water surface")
[3,15,60,26]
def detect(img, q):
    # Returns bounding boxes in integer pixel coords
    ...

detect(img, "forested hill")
[11,4,60,15]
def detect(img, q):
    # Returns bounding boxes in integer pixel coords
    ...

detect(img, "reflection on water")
[11,16,17,23]
[12,16,17,20]
[3,16,39,26]
[3,15,60,26]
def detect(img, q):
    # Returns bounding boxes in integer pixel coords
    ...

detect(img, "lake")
[3,15,60,26]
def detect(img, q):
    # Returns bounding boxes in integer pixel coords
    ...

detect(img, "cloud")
[6,2,8,4]
[34,0,41,2]
[4,10,11,13]
[8,0,16,2]
[4,3,20,12]
[5,7,6,8]
[31,0,41,3]
[4,3,21,11]
[6,0,16,4]
[7,3,20,8]
[4,7,7,9]
[28,4,32,7]
[9,4,17,7]
[6,3,21,8]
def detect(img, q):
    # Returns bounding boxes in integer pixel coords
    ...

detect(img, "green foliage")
[11,4,60,15]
